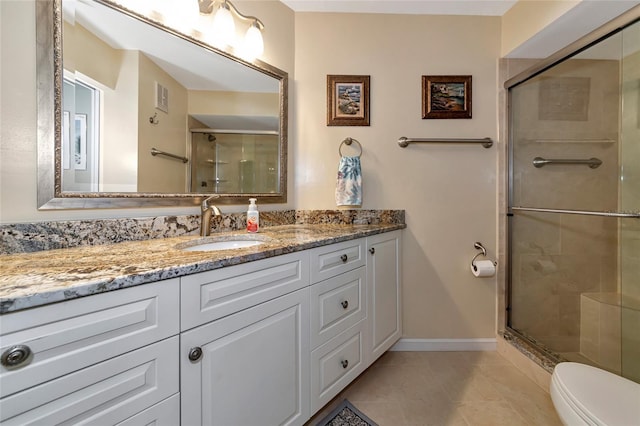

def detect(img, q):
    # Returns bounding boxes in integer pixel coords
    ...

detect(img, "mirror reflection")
[53,0,286,205]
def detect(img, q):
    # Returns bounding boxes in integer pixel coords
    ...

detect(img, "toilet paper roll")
[471,260,496,277]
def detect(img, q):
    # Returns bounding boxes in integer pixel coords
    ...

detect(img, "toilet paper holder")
[471,242,496,272]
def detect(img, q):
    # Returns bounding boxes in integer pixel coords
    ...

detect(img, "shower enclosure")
[190,131,279,194]
[506,15,640,382]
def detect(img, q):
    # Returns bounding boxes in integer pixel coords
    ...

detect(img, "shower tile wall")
[191,133,279,194]
[510,59,620,357]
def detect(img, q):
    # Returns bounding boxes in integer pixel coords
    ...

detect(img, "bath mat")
[315,399,378,426]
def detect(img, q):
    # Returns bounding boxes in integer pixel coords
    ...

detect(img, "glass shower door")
[508,19,640,382]
[620,20,640,383]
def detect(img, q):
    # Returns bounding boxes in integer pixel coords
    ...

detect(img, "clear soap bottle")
[247,198,259,233]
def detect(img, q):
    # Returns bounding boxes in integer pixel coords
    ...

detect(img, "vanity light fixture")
[198,0,265,60]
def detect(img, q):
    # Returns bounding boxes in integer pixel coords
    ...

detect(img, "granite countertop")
[0,223,404,314]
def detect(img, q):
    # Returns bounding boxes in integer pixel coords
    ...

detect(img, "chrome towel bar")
[151,147,188,163]
[510,206,640,218]
[398,137,493,149]
[532,156,602,169]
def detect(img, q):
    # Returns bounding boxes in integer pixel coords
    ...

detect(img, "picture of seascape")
[336,83,363,117]
[430,82,465,111]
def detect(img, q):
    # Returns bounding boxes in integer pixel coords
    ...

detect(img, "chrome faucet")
[200,195,221,237]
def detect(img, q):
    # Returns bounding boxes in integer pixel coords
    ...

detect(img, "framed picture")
[422,75,472,119]
[74,113,87,170]
[327,75,370,126]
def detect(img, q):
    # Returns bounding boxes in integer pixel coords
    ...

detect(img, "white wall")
[293,13,500,338]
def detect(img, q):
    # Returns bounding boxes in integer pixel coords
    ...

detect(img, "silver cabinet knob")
[341,300,349,309]
[369,247,375,255]
[340,254,348,263]
[188,347,203,362]
[1,345,32,368]
[341,359,349,369]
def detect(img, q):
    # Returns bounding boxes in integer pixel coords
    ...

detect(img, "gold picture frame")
[327,75,370,126]
[422,75,472,119]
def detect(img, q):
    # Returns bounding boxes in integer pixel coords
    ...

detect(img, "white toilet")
[550,362,640,426]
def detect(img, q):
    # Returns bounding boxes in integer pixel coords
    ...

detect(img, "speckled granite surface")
[501,329,564,373]
[0,209,403,254]
[0,212,405,314]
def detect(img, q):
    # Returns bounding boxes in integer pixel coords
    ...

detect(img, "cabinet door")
[0,279,179,397]
[0,337,178,426]
[181,288,310,426]
[367,230,402,362]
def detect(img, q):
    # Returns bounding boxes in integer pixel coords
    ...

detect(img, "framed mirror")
[36,0,288,209]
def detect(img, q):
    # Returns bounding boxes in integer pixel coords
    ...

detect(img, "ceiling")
[279,0,640,58]
[279,0,518,16]
[67,0,279,93]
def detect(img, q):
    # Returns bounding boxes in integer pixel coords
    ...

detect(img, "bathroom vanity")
[0,225,403,425]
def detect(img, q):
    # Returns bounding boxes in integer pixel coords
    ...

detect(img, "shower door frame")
[502,6,640,369]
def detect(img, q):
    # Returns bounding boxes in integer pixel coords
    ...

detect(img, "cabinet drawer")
[310,321,366,413]
[116,394,180,426]
[0,336,179,426]
[310,267,366,349]
[180,251,309,331]
[310,239,365,283]
[0,279,179,397]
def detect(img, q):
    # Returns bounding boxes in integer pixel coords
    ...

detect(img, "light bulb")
[212,2,235,47]
[241,22,264,61]
[160,0,197,33]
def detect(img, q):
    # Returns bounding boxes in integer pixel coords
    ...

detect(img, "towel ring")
[339,137,363,158]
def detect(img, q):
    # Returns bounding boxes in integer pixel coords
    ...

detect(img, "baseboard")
[390,338,497,352]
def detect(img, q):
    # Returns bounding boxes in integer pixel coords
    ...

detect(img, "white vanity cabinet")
[0,279,180,425]
[0,228,403,426]
[179,252,311,426]
[367,230,403,361]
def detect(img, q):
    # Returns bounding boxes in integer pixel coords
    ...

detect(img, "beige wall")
[501,0,579,57]
[65,23,139,192]
[1,0,625,343]
[188,91,279,117]
[293,13,500,339]
[137,53,189,193]
[99,50,139,192]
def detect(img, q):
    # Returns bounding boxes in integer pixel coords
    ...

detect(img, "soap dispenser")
[247,198,259,233]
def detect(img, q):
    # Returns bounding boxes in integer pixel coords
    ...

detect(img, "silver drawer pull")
[341,300,349,309]
[341,359,349,369]
[1,345,32,368]
[340,254,348,263]
[188,347,203,362]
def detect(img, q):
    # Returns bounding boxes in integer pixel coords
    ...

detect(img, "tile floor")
[308,351,563,426]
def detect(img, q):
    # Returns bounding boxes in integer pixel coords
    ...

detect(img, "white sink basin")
[176,236,270,252]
